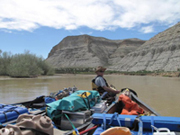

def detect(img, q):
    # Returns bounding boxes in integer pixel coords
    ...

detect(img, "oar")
[9,100,34,106]
[8,95,45,106]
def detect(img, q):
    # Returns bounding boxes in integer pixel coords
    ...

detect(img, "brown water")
[0,74,180,117]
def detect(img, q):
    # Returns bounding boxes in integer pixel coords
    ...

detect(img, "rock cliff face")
[46,35,145,68]
[113,22,180,71]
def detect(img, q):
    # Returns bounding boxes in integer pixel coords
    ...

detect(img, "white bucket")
[152,125,175,135]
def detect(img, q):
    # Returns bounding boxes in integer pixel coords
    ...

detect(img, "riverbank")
[70,72,180,77]
[114,71,180,77]
[55,68,180,77]
[1,70,180,78]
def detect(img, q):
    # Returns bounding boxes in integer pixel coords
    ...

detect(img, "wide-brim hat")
[95,66,107,73]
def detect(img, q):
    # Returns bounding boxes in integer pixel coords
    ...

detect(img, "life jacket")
[119,94,144,115]
[92,76,108,95]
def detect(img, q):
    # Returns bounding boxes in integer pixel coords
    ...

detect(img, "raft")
[0,89,115,135]
[2,88,180,135]
[92,113,180,132]
[87,89,180,135]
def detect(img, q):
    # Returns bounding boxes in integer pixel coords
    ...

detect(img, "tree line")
[55,67,95,74]
[0,50,54,77]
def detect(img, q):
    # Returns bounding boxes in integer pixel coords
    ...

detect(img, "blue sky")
[0,0,180,58]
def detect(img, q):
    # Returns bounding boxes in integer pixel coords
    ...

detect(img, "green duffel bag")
[57,90,100,112]
[46,99,62,119]
[46,90,100,118]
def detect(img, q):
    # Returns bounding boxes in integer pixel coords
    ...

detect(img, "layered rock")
[113,22,180,71]
[46,35,145,68]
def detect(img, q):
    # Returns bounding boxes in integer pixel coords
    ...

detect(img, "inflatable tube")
[0,104,28,123]
[92,113,180,132]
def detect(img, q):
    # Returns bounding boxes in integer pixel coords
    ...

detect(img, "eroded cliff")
[46,35,145,68]
[113,22,180,71]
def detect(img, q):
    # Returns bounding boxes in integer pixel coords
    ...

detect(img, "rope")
[151,116,154,134]
[138,118,143,135]
[64,114,80,135]
[108,112,121,128]
[2,108,20,122]
[81,92,91,110]
[79,125,98,135]
[103,113,106,130]
[2,112,8,122]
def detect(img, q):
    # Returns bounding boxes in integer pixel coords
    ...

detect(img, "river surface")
[0,74,180,117]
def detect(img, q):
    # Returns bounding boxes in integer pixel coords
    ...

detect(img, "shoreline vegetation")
[0,50,180,78]
[55,68,180,78]
[0,50,54,78]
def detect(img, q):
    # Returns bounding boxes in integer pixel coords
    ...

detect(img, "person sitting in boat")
[92,66,120,96]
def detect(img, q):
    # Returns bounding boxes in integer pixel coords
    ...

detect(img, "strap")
[108,112,121,127]
[55,90,63,96]
[103,113,106,130]
[151,116,154,134]
[64,114,80,135]
[0,104,5,108]
[132,116,141,131]
[138,118,143,135]
[52,113,63,119]
[81,95,89,110]
[116,113,121,127]
[20,127,50,135]
[79,125,98,135]
[101,92,108,99]
[84,92,91,109]
[80,92,90,110]
[3,112,8,122]
[13,109,20,115]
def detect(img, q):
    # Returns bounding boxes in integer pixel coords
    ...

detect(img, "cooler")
[91,100,107,113]
[60,110,92,130]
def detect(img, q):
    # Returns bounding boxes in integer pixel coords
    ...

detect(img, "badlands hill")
[46,35,145,68]
[113,22,180,71]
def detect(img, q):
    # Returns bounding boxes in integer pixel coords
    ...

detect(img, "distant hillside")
[46,35,145,68]
[112,22,180,71]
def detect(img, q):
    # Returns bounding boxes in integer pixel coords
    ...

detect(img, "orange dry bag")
[100,127,131,135]
[119,94,144,115]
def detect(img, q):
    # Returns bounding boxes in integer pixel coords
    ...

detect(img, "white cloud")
[140,26,154,33]
[1,29,12,33]
[80,31,93,35]
[0,0,180,33]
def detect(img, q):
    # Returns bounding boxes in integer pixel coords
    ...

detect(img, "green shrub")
[0,51,12,75]
[0,50,54,77]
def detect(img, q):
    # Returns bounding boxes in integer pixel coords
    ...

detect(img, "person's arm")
[103,86,120,94]
[96,77,120,94]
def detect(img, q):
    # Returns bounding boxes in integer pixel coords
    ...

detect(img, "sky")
[0,0,180,59]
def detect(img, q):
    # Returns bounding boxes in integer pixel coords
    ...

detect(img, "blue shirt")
[95,76,107,87]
